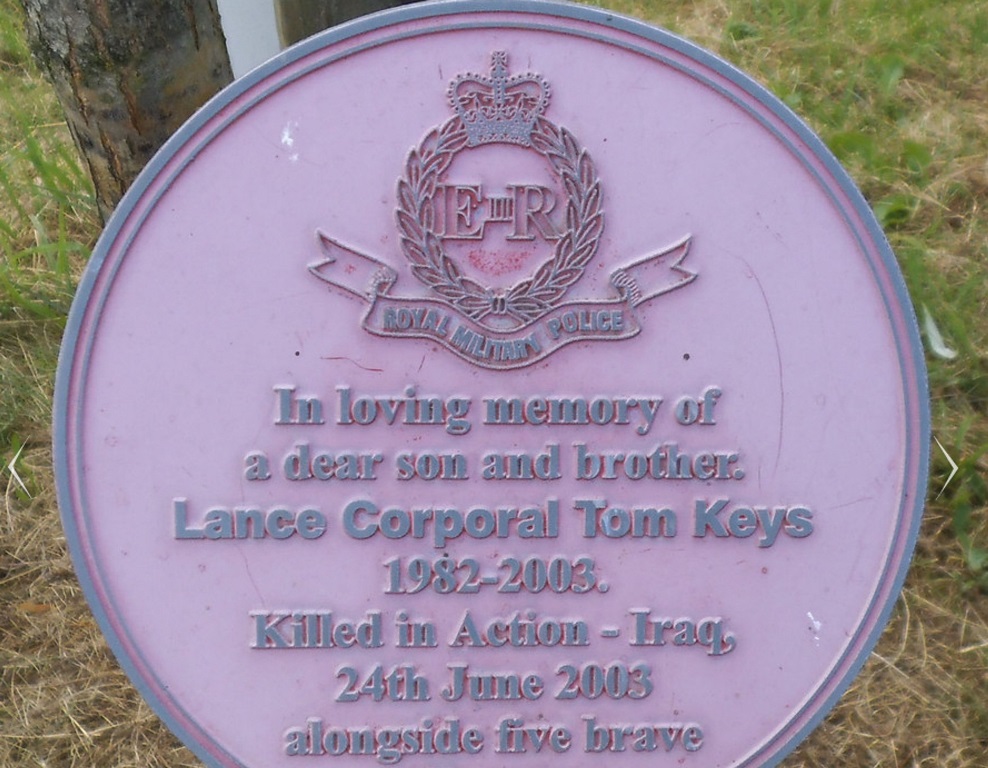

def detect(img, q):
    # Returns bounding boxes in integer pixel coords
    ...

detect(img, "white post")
[216,0,282,79]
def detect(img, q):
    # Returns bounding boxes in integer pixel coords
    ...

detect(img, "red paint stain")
[468,248,533,276]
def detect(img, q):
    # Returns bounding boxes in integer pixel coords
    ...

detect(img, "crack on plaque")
[756,211,787,248]
[739,256,784,473]
[833,496,874,510]
[322,356,384,373]
[236,546,265,603]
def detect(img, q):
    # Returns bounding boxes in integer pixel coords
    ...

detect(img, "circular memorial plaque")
[54,2,929,767]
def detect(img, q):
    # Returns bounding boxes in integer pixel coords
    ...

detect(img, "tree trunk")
[275,0,419,47]
[20,0,233,222]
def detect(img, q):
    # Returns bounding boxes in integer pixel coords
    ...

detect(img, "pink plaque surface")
[54,3,929,767]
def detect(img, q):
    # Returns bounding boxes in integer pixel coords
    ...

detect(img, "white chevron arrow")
[933,436,958,500]
[6,443,30,498]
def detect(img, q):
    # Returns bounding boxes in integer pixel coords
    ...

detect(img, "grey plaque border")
[53,2,931,767]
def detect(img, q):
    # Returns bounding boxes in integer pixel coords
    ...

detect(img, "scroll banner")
[310,232,696,370]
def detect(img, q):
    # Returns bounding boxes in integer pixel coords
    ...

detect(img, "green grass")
[1,0,986,766]
[0,80,92,325]
[0,0,95,471]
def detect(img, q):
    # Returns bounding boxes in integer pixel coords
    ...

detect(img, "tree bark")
[20,0,233,222]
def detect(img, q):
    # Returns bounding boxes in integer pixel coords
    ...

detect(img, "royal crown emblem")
[310,52,696,370]
[449,51,550,147]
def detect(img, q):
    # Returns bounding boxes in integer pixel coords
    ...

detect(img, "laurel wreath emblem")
[396,115,603,329]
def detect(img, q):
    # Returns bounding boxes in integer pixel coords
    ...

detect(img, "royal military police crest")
[310,52,695,369]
